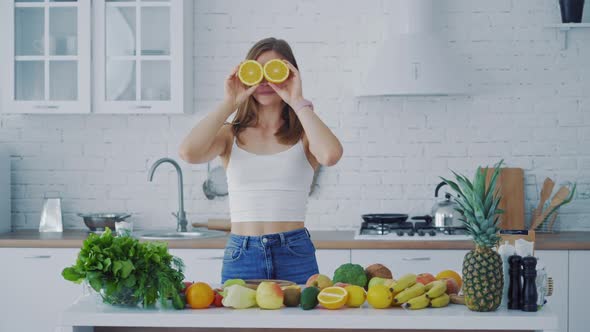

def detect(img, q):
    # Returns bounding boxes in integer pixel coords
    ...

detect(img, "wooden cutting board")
[483,167,525,230]
[192,219,231,231]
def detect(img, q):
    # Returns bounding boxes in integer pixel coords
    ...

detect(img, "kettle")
[412,181,465,229]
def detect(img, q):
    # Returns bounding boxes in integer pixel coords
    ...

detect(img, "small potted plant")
[62,228,186,309]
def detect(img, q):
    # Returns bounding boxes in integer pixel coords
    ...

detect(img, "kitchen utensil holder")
[530,206,560,233]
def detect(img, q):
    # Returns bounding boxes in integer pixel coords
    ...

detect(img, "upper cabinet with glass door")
[94,0,193,114]
[0,0,91,113]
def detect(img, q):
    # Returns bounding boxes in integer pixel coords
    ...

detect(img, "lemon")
[344,285,366,307]
[238,60,263,86]
[263,59,290,84]
[317,286,348,310]
[367,284,393,309]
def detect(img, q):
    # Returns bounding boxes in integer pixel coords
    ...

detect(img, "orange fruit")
[186,282,214,309]
[435,270,462,290]
[263,59,290,84]
[317,286,348,310]
[238,60,263,86]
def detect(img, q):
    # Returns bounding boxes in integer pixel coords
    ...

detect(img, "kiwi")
[283,287,301,307]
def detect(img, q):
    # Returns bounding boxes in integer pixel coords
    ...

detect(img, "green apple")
[368,277,386,289]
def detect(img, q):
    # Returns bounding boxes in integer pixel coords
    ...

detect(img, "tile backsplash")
[1,0,589,231]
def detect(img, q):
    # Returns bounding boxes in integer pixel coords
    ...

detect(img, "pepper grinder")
[522,256,538,312]
[508,255,522,309]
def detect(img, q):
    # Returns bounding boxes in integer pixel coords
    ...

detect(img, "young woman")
[179,37,343,284]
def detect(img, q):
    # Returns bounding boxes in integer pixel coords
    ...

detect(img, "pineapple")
[441,160,504,312]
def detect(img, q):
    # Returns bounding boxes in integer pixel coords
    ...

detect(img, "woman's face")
[252,50,285,107]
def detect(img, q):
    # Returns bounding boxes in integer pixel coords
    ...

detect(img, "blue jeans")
[220,227,319,284]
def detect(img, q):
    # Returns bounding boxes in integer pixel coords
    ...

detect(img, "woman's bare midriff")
[230,221,305,236]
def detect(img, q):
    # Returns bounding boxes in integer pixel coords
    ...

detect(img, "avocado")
[300,286,320,310]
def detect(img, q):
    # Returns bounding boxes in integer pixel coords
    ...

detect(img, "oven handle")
[402,257,431,261]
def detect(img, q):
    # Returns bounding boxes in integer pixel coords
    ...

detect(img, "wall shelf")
[546,23,590,50]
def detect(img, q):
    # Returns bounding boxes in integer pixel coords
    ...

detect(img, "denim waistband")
[226,227,311,249]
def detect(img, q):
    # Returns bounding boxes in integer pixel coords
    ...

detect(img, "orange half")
[263,59,290,84]
[238,60,263,86]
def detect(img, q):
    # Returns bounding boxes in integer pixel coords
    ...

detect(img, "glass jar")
[99,285,142,307]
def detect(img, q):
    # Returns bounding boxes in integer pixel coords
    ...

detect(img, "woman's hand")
[224,64,259,110]
[268,60,305,108]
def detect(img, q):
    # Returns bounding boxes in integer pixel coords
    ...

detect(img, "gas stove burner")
[356,214,472,240]
[361,221,413,235]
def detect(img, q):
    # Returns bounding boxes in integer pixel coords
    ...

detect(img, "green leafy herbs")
[62,228,185,309]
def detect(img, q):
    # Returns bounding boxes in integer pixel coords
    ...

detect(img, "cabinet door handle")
[402,257,431,261]
[133,105,152,109]
[24,255,52,259]
[204,256,224,260]
[34,105,59,109]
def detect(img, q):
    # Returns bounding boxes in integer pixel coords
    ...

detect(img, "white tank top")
[226,136,315,222]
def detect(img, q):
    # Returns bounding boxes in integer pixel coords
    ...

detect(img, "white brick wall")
[1,0,589,231]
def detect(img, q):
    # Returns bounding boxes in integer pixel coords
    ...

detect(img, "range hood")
[356,0,465,97]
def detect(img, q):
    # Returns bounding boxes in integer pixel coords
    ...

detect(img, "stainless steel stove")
[354,215,471,241]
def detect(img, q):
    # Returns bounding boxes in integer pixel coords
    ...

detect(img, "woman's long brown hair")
[230,38,304,146]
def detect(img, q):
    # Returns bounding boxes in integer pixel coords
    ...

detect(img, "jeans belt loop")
[242,236,249,250]
[279,232,286,246]
[304,227,311,238]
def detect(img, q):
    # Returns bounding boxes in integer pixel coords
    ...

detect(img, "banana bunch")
[391,276,452,310]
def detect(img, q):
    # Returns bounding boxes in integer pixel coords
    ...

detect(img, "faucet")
[148,158,188,232]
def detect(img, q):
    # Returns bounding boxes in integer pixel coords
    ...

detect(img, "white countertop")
[60,295,558,331]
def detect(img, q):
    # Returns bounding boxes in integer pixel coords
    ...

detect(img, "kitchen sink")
[136,229,227,240]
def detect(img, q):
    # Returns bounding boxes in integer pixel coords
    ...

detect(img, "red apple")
[212,289,224,307]
[416,273,436,285]
[441,278,460,294]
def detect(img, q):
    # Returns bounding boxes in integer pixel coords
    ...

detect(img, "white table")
[59,295,558,332]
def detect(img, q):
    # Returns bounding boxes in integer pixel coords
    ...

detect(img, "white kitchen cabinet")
[170,249,225,283]
[0,0,91,113]
[536,250,569,332]
[315,249,351,277]
[351,249,469,276]
[93,0,193,114]
[568,251,590,332]
[170,249,351,284]
[0,248,82,332]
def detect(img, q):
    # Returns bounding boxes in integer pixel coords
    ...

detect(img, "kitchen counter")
[59,295,558,332]
[1,229,590,250]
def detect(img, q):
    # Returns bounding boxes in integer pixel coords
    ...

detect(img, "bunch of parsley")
[62,228,185,309]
